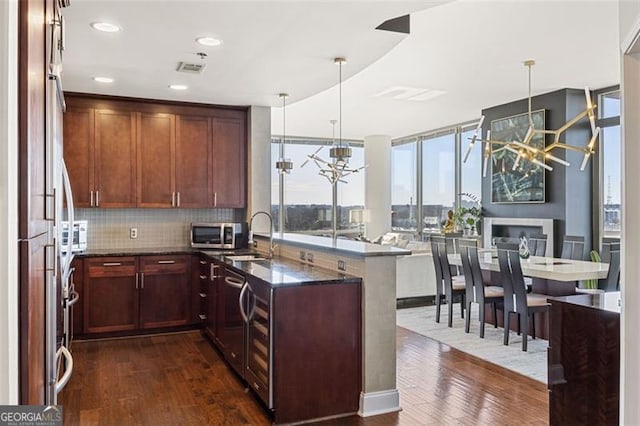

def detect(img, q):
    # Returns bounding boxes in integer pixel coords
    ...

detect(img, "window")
[391,141,418,231]
[422,133,455,227]
[596,88,621,241]
[271,139,365,236]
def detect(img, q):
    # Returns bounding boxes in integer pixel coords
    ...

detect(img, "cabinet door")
[211,117,246,208]
[84,257,138,333]
[138,255,190,329]
[176,115,211,207]
[63,107,95,208]
[94,109,137,207]
[137,113,175,207]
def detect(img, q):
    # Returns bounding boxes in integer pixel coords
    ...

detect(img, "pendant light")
[329,57,352,164]
[275,93,293,174]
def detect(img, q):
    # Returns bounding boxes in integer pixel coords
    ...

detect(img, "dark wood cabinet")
[176,116,211,207]
[82,255,192,336]
[94,109,137,207]
[137,113,176,207]
[138,255,190,328]
[212,117,246,208]
[63,94,248,209]
[548,293,620,425]
[63,107,94,208]
[84,256,138,334]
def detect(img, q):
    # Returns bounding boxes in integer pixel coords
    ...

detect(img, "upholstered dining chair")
[528,234,548,257]
[496,243,550,352]
[458,239,503,338]
[560,235,585,260]
[430,235,465,327]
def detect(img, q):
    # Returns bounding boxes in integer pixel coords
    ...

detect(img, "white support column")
[621,50,640,426]
[0,0,19,404]
[248,106,272,232]
[364,135,391,240]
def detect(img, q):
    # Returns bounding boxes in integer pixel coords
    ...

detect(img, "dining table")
[449,249,610,296]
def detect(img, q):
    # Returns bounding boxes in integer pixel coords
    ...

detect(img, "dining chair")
[528,234,548,257]
[600,248,621,292]
[496,243,550,351]
[600,240,620,264]
[430,235,465,327]
[458,239,503,338]
[560,235,585,260]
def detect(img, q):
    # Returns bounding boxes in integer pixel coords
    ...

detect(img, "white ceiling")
[62,0,620,141]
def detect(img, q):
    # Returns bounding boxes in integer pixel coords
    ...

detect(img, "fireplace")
[483,217,554,257]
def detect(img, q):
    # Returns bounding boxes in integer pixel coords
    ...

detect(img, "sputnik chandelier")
[300,57,365,184]
[464,60,600,176]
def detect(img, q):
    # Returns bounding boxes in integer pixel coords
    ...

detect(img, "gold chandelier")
[464,60,600,176]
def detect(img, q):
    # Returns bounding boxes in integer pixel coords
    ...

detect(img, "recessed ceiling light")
[196,36,222,47]
[169,84,188,90]
[93,76,114,83]
[90,21,121,33]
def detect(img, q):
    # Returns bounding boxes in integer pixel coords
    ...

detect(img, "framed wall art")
[490,109,546,203]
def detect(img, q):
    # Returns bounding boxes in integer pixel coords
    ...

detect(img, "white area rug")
[397,305,548,384]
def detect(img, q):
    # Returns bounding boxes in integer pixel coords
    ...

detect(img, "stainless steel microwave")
[190,222,247,249]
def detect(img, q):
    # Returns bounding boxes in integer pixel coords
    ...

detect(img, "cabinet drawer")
[87,257,136,277]
[139,255,188,273]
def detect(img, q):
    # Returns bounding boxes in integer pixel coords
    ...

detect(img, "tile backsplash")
[76,208,244,250]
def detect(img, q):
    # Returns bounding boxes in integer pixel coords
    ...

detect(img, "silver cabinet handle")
[95,190,99,207]
[239,282,249,323]
[199,292,207,298]
[225,276,244,288]
[171,191,175,207]
[55,346,73,394]
[135,272,139,289]
[140,272,144,289]
[214,192,217,207]
[199,260,206,265]
[210,264,219,280]
[177,192,180,207]
[157,260,175,264]
[199,314,207,320]
[103,262,121,267]
[199,274,207,280]
[90,190,94,207]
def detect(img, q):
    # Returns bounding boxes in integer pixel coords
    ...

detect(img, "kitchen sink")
[225,254,268,262]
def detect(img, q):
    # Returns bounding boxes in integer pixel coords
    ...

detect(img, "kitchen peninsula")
[251,232,410,417]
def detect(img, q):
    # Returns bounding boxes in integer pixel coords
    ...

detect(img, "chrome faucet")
[248,211,275,258]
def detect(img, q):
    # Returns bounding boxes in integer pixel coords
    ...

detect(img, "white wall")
[0,0,20,404]
[619,2,640,424]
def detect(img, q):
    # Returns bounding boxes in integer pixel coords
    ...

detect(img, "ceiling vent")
[176,62,206,74]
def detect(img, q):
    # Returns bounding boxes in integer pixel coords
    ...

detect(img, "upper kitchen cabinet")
[137,113,176,207]
[63,94,247,209]
[94,109,138,207]
[63,107,94,208]
[212,117,246,208]
[175,115,212,207]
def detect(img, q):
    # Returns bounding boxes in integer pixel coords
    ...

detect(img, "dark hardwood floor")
[59,327,549,425]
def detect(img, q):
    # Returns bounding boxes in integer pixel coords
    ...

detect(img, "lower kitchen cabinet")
[84,256,138,334]
[82,254,191,336]
[138,255,190,328]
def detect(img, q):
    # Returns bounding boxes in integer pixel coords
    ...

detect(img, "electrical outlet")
[299,251,306,261]
[307,252,314,263]
[130,227,138,239]
[337,260,346,271]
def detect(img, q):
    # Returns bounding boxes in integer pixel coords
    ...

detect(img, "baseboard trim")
[396,295,435,309]
[357,390,401,417]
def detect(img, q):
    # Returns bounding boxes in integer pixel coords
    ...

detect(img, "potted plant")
[454,193,483,235]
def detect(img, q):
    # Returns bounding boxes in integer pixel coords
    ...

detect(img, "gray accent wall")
[481,88,593,257]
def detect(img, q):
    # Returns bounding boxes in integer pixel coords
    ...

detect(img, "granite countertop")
[77,246,197,257]
[201,252,360,288]
[258,232,411,257]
